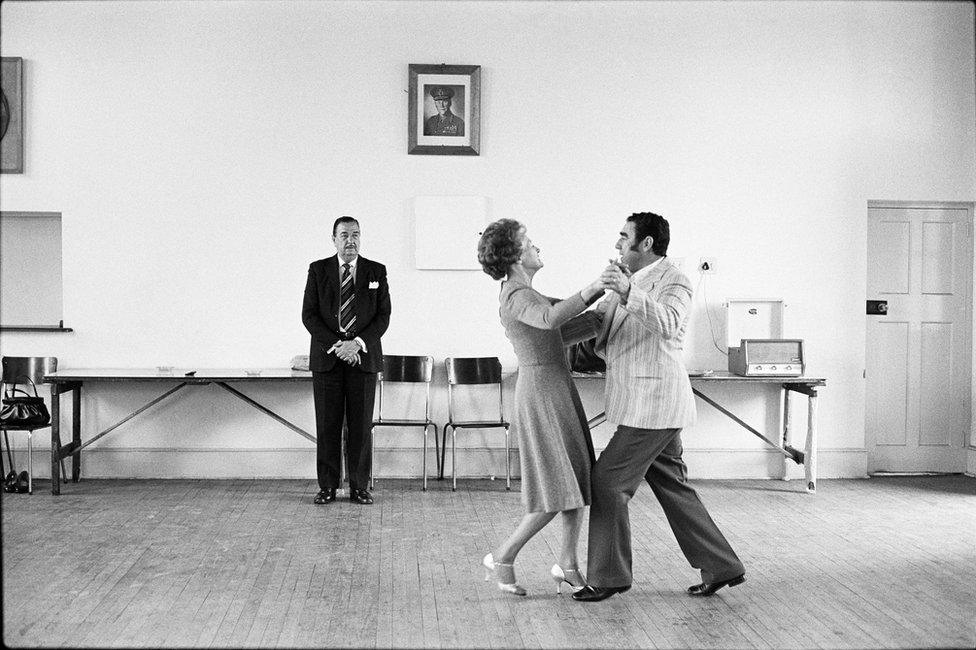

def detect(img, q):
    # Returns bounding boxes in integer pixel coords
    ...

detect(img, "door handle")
[866,300,888,315]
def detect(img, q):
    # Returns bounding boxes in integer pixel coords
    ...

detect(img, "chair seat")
[372,419,435,427]
[447,420,509,428]
[0,424,51,432]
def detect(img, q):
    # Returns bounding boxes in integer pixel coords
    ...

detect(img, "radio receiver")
[728,339,804,377]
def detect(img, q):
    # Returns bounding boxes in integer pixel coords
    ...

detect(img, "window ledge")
[0,326,74,332]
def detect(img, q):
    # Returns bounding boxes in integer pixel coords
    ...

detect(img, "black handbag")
[567,337,606,373]
[0,376,51,428]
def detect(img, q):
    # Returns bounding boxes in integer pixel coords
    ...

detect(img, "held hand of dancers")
[580,276,607,302]
[601,260,631,297]
[609,258,630,275]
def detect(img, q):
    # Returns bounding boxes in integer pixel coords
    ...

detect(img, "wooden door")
[866,202,973,473]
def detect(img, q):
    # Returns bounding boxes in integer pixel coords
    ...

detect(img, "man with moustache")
[302,216,391,505]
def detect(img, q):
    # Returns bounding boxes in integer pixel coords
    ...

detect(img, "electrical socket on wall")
[699,257,716,274]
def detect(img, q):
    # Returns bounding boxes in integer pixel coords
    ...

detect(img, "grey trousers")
[586,425,745,587]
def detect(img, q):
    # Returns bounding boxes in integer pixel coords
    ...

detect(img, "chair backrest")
[2,356,57,387]
[381,355,433,383]
[445,357,502,385]
[445,357,504,423]
[376,355,434,422]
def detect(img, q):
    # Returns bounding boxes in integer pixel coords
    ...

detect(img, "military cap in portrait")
[430,86,454,100]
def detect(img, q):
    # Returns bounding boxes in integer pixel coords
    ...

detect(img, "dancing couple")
[476,212,745,602]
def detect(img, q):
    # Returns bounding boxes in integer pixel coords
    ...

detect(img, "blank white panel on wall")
[0,212,63,327]
[414,196,488,270]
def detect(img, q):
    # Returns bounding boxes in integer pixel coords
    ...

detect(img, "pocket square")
[368,281,379,289]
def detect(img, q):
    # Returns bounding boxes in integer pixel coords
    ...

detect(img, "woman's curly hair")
[477,218,524,280]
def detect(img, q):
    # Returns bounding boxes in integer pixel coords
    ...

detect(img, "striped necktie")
[339,263,356,333]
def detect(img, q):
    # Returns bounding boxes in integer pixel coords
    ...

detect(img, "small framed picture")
[1,57,24,174]
[408,64,481,156]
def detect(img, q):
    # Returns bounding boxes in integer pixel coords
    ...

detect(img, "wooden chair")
[370,355,438,491]
[1,356,65,494]
[441,357,511,491]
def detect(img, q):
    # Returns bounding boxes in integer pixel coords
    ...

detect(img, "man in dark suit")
[302,216,391,505]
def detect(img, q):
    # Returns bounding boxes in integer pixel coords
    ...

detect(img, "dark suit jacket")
[302,255,391,373]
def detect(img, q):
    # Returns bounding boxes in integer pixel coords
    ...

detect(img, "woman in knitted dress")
[477,218,604,596]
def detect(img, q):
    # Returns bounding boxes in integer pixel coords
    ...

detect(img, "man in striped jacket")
[571,212,745,602]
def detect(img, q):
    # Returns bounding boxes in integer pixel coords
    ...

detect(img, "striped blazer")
[567,258,697,429]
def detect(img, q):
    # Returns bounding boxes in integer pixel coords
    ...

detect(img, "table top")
[45,368,825,387]
[44,368,313,383]
[572,370,825,386]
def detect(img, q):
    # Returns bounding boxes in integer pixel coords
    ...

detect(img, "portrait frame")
[1,57,24,174]
[408,64,481,156]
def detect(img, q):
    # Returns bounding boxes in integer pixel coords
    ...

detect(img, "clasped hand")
[600,261,631,296]
[330,340,361,366]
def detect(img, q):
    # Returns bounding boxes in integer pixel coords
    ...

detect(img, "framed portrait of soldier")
[408,64,481,156]
[1,57,24,174]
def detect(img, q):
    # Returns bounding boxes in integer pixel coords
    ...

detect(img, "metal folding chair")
[442,357,511,491]
[1,356,66,494]
[370,355,439,490]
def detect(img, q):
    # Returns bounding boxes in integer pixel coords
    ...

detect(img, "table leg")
[72,385,82,482]
[805,389,818,493]
[781,388,792,481]
[50,385,61,495]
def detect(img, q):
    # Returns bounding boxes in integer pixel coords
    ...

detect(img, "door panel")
[872,321,909,446]
[919,322,952,446]
[866,204,972,473]
[921,221,953,294]
[871,220,910,293]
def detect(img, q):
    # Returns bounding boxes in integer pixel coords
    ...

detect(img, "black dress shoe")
[313,488,336,504]
[3,471,17,493]
[571,584,631,602]
[350,488,373,505]
[688,574,745,597]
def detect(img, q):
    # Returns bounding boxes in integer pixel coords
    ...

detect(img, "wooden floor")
[2,476,974,649]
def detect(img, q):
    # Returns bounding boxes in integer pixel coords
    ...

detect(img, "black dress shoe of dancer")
[3,471,17,493]
[571,585,631,602]
[313,488,336,504]
[687,574,745,597]
[350,489,374,504]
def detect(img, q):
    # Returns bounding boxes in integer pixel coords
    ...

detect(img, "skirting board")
[2,446,868,480]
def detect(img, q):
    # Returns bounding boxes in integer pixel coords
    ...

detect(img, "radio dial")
[771,366,777,371]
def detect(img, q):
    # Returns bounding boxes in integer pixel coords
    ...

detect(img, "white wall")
[1,0,973,480]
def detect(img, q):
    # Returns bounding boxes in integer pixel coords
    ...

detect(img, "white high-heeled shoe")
[482,553,527,596]
[550,564,586,594]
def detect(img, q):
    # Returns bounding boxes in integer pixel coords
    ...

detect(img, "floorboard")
[2,476,974,649]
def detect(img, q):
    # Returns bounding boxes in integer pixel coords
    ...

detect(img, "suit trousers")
[312,364,376,491]
[587,425,744,587]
